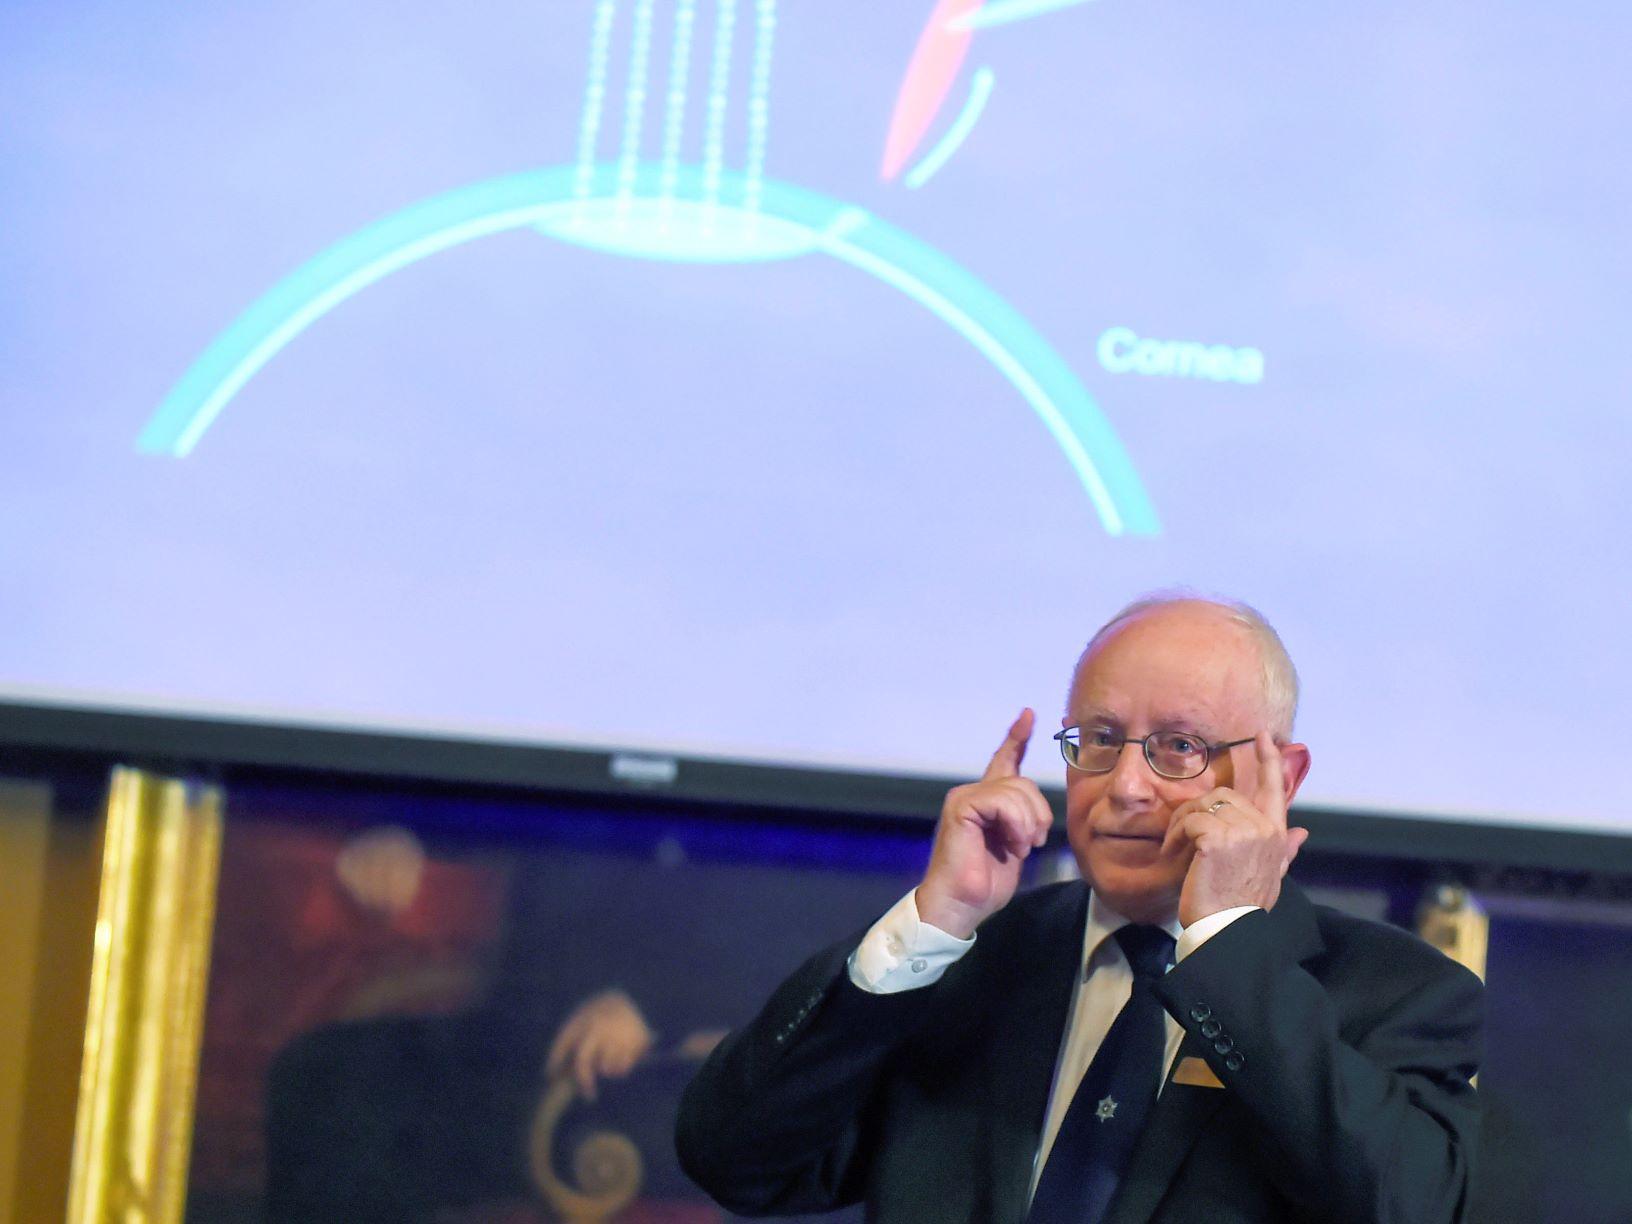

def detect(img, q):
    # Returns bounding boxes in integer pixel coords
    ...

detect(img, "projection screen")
[2,0,1627,832]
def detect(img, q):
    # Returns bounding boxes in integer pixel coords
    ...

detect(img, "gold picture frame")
[65,767,224,1224]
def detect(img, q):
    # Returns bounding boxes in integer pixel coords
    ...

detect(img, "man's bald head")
[1074,594,1300,739]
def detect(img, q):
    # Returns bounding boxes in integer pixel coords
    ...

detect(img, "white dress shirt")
[848,889,1257,1198]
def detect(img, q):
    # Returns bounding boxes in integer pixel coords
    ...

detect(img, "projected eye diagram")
[138,0,1159,537]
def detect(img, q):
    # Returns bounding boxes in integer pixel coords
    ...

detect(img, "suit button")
[1224,1053,1244,1072]
[1200,1019,1221,1039]
[1190,1004,1212,1022]
[1213,1037,1234,1054]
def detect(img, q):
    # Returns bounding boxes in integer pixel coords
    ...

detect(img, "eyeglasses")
[1053,726,1256,781]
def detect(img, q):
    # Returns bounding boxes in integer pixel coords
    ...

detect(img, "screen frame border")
[2,698,1628,875]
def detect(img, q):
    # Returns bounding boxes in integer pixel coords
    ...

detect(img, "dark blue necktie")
[1027,923,1176,1224]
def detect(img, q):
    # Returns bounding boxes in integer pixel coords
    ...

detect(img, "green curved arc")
[904,66,996,190]
[140,164,1159,535]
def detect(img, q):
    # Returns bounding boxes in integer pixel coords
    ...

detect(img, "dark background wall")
[3,741,1630,1222]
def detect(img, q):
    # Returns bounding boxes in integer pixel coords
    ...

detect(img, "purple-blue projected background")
[2,1,1627,829]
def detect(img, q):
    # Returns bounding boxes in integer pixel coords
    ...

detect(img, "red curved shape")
[881,0,986,181]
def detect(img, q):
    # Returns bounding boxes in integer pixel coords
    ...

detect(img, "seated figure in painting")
[263,819,910,1223]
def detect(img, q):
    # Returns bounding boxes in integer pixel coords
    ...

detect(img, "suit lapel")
[985,884,1088,1224]
[1104,884,1327,1224]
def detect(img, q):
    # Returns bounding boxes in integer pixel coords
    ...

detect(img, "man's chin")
[1080,857,1183,925]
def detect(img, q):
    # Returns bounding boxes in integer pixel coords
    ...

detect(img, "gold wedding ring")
[1208,799,1230,813]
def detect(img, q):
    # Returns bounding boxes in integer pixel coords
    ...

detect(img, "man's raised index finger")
[1253,731,1287,821]
[982,708,1035,780]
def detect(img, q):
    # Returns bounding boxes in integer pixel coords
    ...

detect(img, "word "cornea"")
[1097,327,1264,384]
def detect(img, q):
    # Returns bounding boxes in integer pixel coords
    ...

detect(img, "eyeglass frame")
[1052,725,1257,781]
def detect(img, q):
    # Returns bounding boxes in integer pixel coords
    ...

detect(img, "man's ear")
[1281,743,1312,806]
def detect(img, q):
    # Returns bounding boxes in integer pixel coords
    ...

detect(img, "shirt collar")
[1082,892,1183,980]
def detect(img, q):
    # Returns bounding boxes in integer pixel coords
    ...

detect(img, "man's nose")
[1106,740,1156,800]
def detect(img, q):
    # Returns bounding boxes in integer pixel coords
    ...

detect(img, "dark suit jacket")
[676,881,1483,1223]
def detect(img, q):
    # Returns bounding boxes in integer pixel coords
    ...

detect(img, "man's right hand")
[913,709,1054,940]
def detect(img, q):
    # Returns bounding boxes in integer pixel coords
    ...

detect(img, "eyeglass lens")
[1059,728,1211,780]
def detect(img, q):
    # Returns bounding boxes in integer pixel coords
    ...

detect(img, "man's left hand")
[1161,732,1310,928]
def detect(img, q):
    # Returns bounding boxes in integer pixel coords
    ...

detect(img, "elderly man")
[676,596,1482,1223]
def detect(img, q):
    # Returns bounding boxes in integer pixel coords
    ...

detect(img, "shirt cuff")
[847,889,976,993]
[1176,905,1260,962]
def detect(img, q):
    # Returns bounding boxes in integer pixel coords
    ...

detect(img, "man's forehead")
[1072,696,1226,727]
[1067,683,1235,732]
[1067,608,1263,724]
